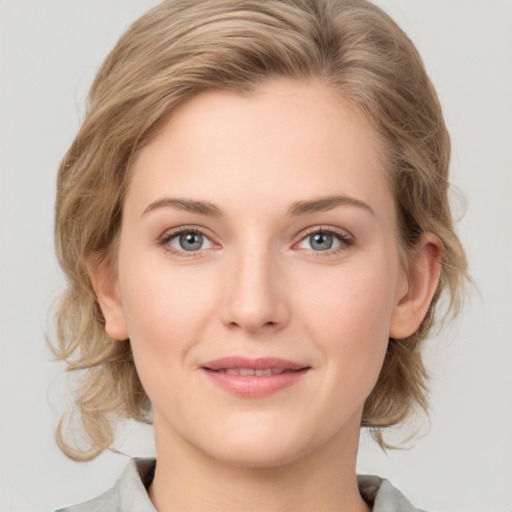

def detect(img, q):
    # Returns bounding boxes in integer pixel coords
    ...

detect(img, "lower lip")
[202,369,309,398]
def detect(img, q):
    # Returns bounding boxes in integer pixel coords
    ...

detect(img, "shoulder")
[55,458,156,512]
[54,487,119,512]
[357,475,428,512]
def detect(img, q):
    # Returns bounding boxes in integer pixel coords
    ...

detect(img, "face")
[100,79,414,468]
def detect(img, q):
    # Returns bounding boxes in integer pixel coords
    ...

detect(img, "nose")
[221,245,290,334]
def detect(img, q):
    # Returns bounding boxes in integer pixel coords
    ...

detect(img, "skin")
[91,79,441,512]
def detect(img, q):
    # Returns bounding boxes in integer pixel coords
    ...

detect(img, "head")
[54,0,467,461]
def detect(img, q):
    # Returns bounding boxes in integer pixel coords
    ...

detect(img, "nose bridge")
[222,237,288,333]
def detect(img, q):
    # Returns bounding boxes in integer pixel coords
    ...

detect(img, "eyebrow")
[141,194,375,218]
[142,198,222,217]
[287,195,375,217]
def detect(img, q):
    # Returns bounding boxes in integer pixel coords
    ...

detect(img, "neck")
[149,419,370,512]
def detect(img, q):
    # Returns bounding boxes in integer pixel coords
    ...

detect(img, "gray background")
[1,1,511,511]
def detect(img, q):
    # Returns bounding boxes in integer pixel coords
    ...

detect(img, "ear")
[86,253,129,341]
[389,234,442,340]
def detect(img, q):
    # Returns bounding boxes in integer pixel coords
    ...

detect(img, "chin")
[207,441,308,469]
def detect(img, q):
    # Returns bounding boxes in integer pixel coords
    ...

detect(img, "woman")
[53,0,467,510]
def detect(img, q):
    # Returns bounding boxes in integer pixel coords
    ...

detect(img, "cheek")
[299,263,397,339]
[118,257,219,375]
[296,261,397,385]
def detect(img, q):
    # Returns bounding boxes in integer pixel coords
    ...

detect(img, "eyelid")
[157,224,354,257]
[293,225,354,252]
[158,225,219,257]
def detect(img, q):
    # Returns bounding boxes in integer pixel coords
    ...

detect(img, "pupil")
[311,232,333,250]
[180,232,203,251]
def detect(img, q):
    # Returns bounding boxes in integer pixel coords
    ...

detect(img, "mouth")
[201,357,310,397]
[202,356,309,373]
[212,367,300,376]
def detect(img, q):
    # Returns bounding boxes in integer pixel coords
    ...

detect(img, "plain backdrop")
[1,1,511,511]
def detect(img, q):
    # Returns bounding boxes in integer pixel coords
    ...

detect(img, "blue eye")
[297,230,352,252]
[167,230,213,252]
[308,232,337,251]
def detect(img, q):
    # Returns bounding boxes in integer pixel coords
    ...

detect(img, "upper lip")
[201,357,309,372]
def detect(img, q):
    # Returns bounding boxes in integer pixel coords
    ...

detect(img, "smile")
[201,357,310,397]
[215,368,297,376]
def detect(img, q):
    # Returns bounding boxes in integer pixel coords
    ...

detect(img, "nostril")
[222,295,290,333]
[227,320,278,331]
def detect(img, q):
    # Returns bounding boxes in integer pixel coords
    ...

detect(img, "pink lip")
[201,357,310,398]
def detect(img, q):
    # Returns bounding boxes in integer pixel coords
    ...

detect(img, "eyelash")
[158,226,214,258]
[295,226,354,255]
[158,226,354,258]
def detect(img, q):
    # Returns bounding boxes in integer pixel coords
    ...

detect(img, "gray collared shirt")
[55,458,426,512]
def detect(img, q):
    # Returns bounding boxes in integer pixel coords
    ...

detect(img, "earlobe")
[389,234,442,340]
[86,253,129,341]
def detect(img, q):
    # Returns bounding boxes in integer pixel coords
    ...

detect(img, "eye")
[164,229,214,253]
[296,229,352,252]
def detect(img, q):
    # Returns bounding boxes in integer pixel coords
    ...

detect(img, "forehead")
[127,78,393,220]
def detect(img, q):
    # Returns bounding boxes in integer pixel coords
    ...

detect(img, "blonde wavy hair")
[54,0,468,460]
